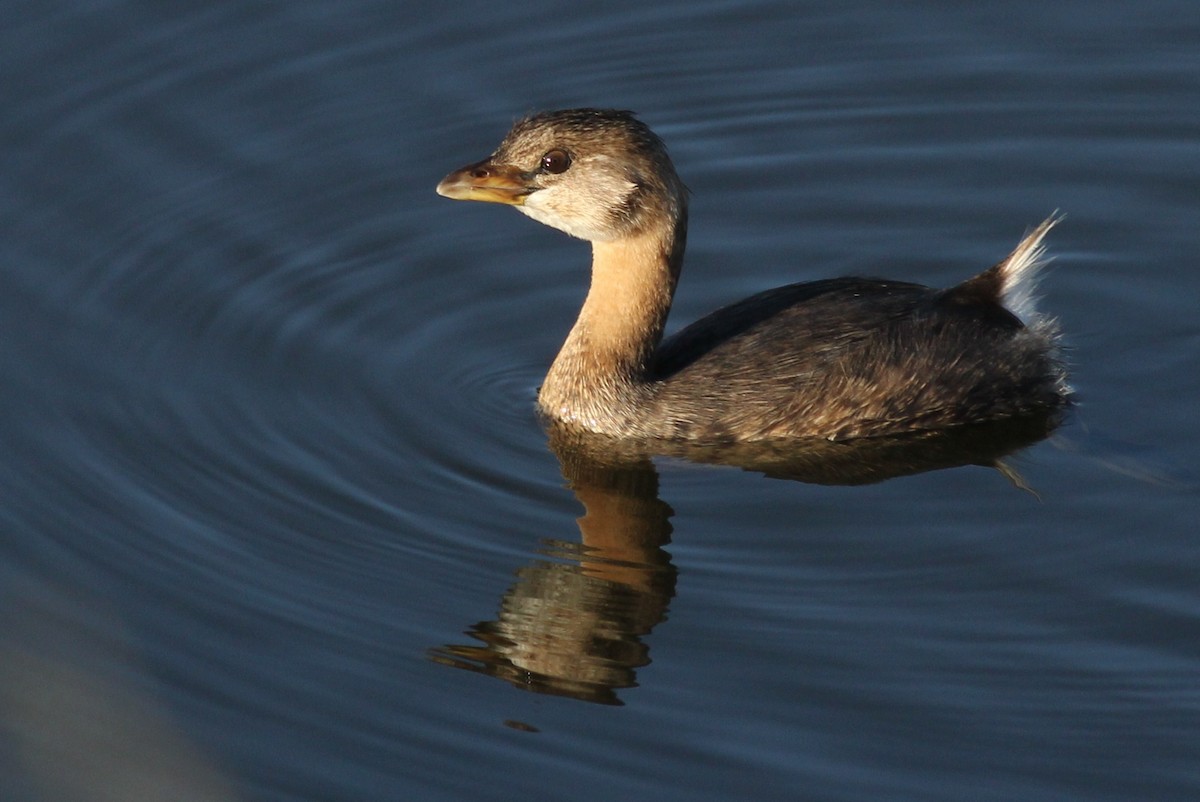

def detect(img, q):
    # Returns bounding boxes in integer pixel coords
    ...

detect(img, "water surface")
[1,2,1198,800]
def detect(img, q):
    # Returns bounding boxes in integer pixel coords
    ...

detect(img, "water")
[2,2,1197,800]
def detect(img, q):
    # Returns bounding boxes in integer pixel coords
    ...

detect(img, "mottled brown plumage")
[437,108,1069,441]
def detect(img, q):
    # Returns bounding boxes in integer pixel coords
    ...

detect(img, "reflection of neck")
[539,215,686,432]
[559,448,674,593]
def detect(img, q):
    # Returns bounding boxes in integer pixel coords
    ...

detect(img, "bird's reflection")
[431,410,1063,704]
[429,444,675,705]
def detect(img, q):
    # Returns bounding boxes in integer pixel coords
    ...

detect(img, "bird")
[437,108,1069,442]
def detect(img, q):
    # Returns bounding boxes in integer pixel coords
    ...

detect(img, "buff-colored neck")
[539,219,685,431]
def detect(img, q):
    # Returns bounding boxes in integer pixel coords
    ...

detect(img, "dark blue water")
[2,2,1197,800]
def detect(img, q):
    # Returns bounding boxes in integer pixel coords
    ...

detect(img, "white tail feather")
[999,214,1061,325]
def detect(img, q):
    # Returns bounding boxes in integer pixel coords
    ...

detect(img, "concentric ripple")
[3,3,1199,802]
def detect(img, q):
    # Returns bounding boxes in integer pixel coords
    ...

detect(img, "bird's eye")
[540,149,571,174]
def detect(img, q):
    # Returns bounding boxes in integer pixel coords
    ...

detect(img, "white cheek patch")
[516,196,569,232]
[518,193,597,240]
[514,155,642,242]
[518,187,621,241]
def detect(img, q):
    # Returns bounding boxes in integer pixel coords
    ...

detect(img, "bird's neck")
[539,215,687,431]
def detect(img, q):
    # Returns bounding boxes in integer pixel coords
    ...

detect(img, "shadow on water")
[429,411,1063,705]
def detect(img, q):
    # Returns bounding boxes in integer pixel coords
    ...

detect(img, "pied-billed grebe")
[437,108,1069,441]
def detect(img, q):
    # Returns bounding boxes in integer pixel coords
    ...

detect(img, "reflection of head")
[432,552,674,705]
[503,559,660,679]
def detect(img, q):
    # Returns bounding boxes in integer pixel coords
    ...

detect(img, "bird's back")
[646,275,1065,441]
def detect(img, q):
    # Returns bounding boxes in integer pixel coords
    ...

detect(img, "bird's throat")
[539,221,684,431]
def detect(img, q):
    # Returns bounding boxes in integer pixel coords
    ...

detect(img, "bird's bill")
[436,160,532,206]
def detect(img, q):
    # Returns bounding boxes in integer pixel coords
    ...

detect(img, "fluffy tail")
[948,215,1061,325]
[997,215,1061,324]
